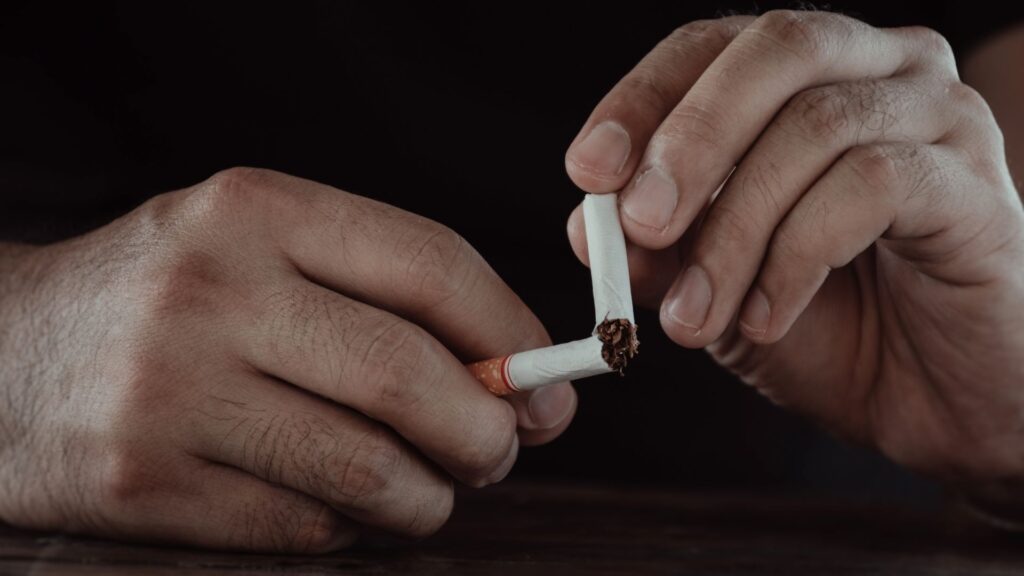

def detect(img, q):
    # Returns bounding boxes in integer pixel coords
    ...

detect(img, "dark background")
[1,1,1021,502]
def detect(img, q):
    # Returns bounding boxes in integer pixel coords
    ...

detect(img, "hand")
[565,11,1024,490]
[0,168,576,552]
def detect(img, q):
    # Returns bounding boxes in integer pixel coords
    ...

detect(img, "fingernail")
[622,166,678,230]
[664,265,712,332]
[527,383,575,429]
[569,121,631,177]
[740,288,771,338]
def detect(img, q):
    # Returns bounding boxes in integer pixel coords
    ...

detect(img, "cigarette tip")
[596,318,639,375]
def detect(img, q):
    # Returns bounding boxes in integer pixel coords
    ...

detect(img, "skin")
[1,10,1022,552]
[566,12,1024,498]
[965,25,1024,176]
[0,168,577,552]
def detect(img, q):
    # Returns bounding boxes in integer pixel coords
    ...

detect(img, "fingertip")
[509,381,576,432]
[619,202,693,252]
[565,120,634,193]
[659,303,707,349]
[486,433,520,485]
[566,162,632,194]
[738,287,775,343]
[658,264,716,348]
[517,383,578,447]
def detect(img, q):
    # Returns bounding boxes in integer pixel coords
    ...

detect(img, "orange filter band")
[466,355,518,396]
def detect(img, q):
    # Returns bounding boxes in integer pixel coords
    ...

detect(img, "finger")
[620,13,953,250]
[188,374,455,537]
[108,457,358,553]
[660,76,960,346]
[511,381,578,447]
[565,16,756,192]
[205,168,577,435]
[243,276,519,488]
[567,202,682,309]
[736,142,963,345]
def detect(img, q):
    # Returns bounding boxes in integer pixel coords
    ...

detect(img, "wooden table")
[1,481,1022,575]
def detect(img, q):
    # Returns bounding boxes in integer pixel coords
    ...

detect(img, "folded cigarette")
[468,193,638,396]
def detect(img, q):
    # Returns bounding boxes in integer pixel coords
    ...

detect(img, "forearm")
[965,24,1024,189]
[0,242,41,334]
[0,243,50,447]
[0,242,32,356]
[0,243,34,419]
[0,244,28,469]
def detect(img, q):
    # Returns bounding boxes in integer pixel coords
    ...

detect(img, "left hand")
[564,10,1024,493]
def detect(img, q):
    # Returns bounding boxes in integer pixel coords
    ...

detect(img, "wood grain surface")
[1,481,1021,575]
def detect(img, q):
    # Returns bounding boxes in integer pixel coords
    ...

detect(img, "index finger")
[565,15,756,193]
[226,168,577,442]
[616,12,933,249]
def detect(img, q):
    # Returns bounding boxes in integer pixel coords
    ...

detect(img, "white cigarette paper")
[468,193,638,395]
[505,335,608,390]
[583,193,634,326]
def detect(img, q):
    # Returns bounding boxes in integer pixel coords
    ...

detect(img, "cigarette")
[467,193,638,396]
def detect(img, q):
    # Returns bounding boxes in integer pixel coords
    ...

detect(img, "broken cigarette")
[468,193,638,396]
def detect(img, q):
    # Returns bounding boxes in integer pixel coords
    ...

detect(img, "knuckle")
[334,428,402,504]
[618,70,681,113]
[700,199,764,254]
[945,83,1006,169]
[146,168,279,266]
[843,144,902,193]
[785,82,899,145]
[785,85,854,145]
[848,144,946,210]
[770,221,816,267]
[295,504,350,553]
[948,82,1000,137]
[746,164,788,215]
[614,18,746,115]
[751,10,839,64]
[948,82,991,117]
[661,98,725,152]
[205,166,275,195]
[458,403,517,486]
[666,18,742,56]
[908,26,955,67]
[259,287,356,372]
[193,167,273,221]
[356,318,438,411]
[397,221,477,309]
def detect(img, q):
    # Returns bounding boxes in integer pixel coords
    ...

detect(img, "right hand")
[0,168,577,552]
